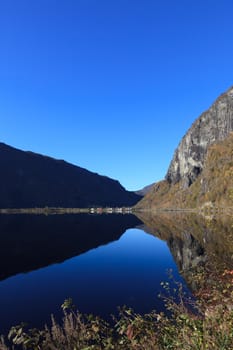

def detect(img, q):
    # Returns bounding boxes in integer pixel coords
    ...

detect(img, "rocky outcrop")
[136,132,233,209]
[135,85,233,209]
[166,86,233,188]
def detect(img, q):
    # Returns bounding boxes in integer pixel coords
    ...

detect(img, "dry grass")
[1,261,233,350]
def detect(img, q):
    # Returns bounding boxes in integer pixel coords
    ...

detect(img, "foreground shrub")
[1,265,233,349]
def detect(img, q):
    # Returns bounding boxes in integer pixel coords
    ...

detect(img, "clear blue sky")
[0,0,233,190]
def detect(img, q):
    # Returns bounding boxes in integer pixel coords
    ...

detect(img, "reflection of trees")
[136,212,233,291]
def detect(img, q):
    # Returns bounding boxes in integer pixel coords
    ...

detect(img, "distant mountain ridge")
[135,183,155,196]
[136,86,233,209]
[0,142,141,208]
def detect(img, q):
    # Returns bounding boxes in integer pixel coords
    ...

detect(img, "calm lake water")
[0,212,232,335]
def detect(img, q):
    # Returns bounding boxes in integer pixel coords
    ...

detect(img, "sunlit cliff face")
[166,86,233,188]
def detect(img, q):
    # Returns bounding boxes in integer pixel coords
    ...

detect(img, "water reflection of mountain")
[136,212,233,290]
[0,214,142,281]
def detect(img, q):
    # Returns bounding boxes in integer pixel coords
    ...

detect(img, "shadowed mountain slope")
[0,143,141,208]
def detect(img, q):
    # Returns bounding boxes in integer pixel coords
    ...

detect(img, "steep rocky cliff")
[136,132,233,208]
[136,86,233,209]
[166,86,233,188]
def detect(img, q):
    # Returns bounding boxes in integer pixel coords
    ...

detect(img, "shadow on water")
[0,213,142,281]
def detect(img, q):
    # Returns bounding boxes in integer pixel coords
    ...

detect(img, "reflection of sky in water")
[0,228,183,334]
